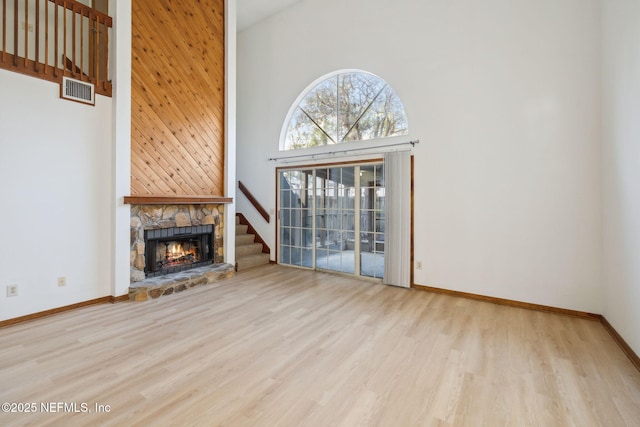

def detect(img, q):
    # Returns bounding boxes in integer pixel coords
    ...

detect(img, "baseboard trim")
[600,316,640,372]
[411,283,601,320]
[412,282,640,372]
[110,294,130,303]
[0,295,129,328]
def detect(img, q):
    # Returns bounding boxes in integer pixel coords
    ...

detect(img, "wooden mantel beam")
[123,195,233,205]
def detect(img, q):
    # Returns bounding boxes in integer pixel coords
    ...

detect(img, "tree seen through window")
[283,71,408,150]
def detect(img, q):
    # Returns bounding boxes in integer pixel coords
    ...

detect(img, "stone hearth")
[128,263,235,301]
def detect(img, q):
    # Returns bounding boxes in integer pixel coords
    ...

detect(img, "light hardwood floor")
[1,265,639,426]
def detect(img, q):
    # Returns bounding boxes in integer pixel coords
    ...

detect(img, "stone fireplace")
[144,225,215,278]
[130,204,225,282]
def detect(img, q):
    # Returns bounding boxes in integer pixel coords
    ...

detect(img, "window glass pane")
[342,85,408,142]
[280,245,290,265]
[339,252,355,274]
[278,208,290,226]
[375,164,384,186]
[360,211,376,233]
[326,209,341,230]
[283,72,408,151]
[343,188,355,210]
[279,190,290,209]
[316,249,329,270]
[298,77,338,143]
[301,248,313,268]
[360,165,375,187]
[376,187,386,211]
[327,167,341,185]
[280,227,291,246]
[343,211,355,231]
[338,73,387,142]
[291,247,303,266]
[284,109,319,150]
[289,227,301,247]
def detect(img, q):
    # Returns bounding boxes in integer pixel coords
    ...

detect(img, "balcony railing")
[0,0,112,97]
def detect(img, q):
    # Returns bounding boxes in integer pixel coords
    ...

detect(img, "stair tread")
[236,242,263,248]
[235,224,249,235]
[237,253,270,260]
[236,243,264,256]
[236,234,256,245]
[236,253,270,271]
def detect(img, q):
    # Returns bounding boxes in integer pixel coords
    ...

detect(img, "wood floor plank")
[0,264,639,426]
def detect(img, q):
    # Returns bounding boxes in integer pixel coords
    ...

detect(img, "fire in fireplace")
[144,225,214,278]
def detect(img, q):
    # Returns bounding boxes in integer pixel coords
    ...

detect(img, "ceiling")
[236,0,304,31]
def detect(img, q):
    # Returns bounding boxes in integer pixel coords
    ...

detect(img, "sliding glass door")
[314,167,356,274]
[278,162,384,279]
[359,164,385,278]
[279,169,314,268]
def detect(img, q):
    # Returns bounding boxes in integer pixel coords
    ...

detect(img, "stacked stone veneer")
[129,263,235,301]
[130,204,225,283]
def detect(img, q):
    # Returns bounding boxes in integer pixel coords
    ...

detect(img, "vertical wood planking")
[131,0,225,197]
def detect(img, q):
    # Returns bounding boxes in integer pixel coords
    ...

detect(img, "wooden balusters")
[1,0,5,62]
[62,1,66,74]
[0,0,112,96]
[79,6,83,80]
[54,1,58,75]
[12,0,17,65]
[44,0,48,73]
[34,0,38,71]
[102,15,107,88]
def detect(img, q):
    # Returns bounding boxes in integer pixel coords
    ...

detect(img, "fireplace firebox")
[144,225,214,278]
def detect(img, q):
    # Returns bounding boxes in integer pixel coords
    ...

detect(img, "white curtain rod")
[268,139,420,162]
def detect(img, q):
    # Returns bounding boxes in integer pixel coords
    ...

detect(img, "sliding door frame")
[276,158,384,276]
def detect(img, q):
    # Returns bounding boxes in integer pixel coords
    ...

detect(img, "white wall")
[237,0,602,312]
[602,0,640,354]
[224,0,237,266]
[0,70,113,321]
[111,0,132,298]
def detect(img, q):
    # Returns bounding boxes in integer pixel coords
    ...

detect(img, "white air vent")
[61,77,95,105]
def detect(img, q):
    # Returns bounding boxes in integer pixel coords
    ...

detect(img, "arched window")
[281,71,408,151]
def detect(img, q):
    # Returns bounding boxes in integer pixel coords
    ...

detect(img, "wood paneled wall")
[131,0,225,196]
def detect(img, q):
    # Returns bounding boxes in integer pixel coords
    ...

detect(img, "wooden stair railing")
[0,0,112,97]
[238,181,270,223]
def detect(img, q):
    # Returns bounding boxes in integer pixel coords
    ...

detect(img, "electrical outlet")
[416,261,423,270]
[21,22,34,32]
[7,285,18,297]
[57,277,67,287]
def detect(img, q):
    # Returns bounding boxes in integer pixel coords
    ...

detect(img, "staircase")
[235,215,270,271]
